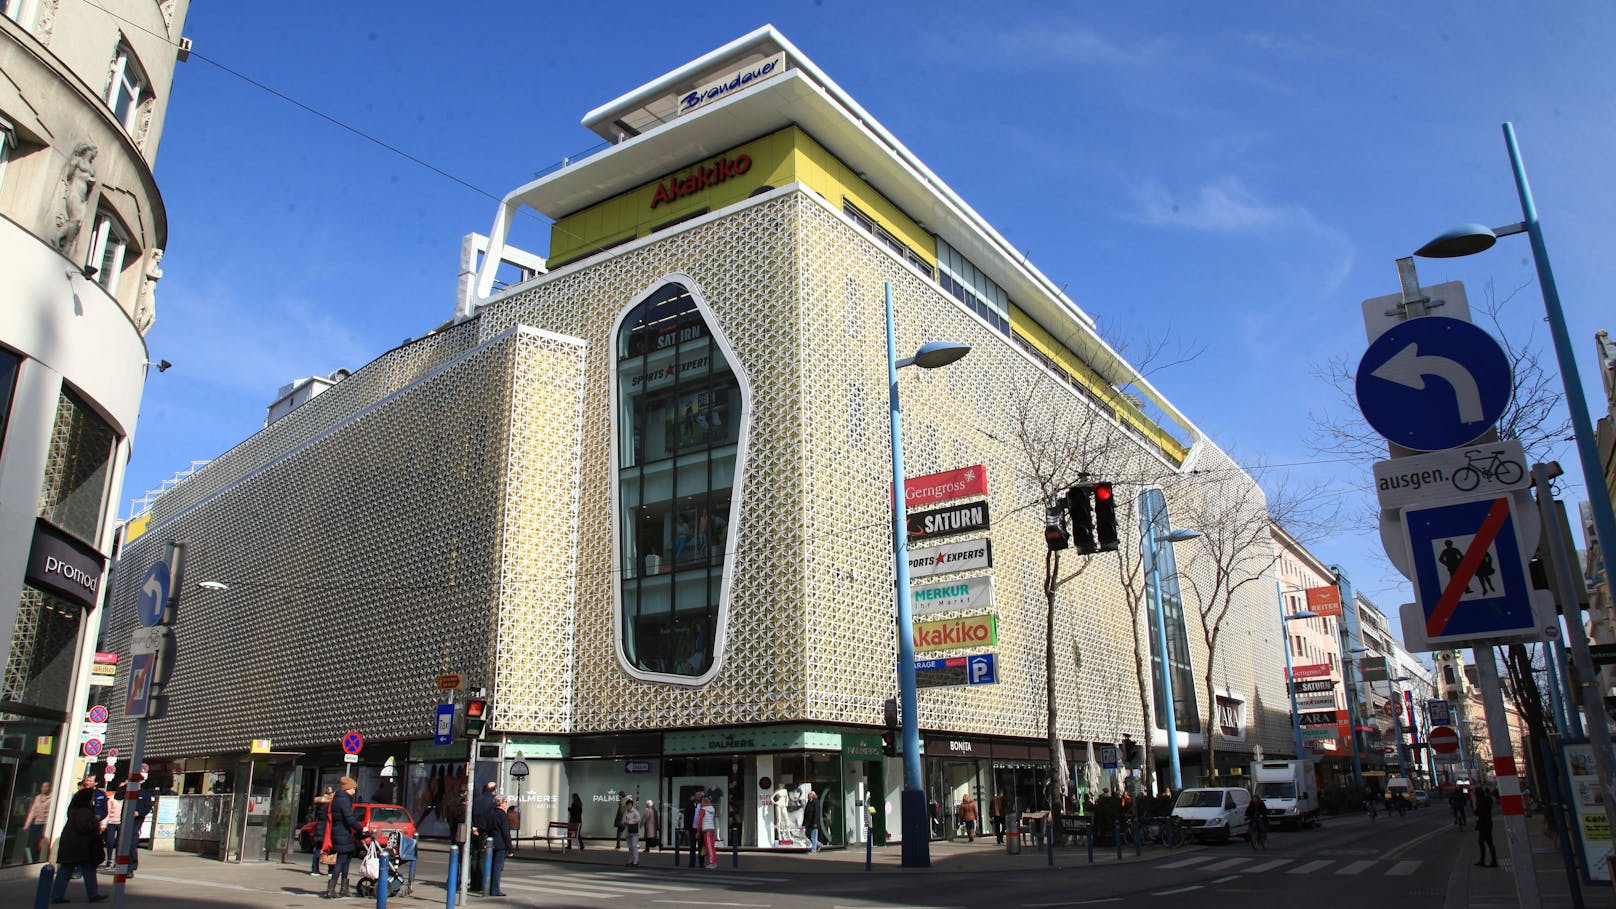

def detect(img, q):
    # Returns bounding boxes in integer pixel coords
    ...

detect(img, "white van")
[1171,787,1251,842]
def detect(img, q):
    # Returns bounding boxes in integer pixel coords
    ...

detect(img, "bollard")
[1086,820,1094,863]
[1047,817,1054,866]
[865,823,873,871]
[34,864,55,909]
[376,839,389,909]
[482,837,494,896]
[1114,820,1122,860]
[1134,818,1142,857]
[445,844,459,909]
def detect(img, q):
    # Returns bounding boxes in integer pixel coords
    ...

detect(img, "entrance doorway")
[669,775,727,851]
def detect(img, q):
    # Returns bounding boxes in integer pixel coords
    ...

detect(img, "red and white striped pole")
[1473,646,1537,907]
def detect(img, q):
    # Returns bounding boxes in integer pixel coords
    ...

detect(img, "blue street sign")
[1405,496,1534,642]
[137,561,170,628]
[966,653,997,685]
[125,651,155,718]
[1427,698,1452,727]
[434,703,454,746]
[1355,316,1512,452]
[1099,744,1119,769]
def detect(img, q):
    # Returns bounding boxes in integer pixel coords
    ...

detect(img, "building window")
[614,280,746,682]
[0,120,12,188]
[936,239,1011,336]
[1141,487,1200,735]
[0,346,19,459]
[86,210,130,292]
[2,0,39,29]
[105,41,149,132]
[842,199,933,279]
[37,387,118,542]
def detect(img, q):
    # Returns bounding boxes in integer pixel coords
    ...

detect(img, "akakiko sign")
[678,52,785,116]
[911,575,994,617]
[900,465,987,509]
[907,501,989,543]
[906,538,992,579]
[650,153,752,209]
[913,614,997,653]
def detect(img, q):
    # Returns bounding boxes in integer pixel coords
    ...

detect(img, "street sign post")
[1428,699,1452,727]
[1373,440,1528,511]
[137,561,170,628]
[1430,725,1460,756]
[342,731,364,755]
[434,704,455,746]
[1355,316,1513,452]
[1099,745,1118,769]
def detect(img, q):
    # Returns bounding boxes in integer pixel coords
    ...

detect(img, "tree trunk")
[1131,604,1155,795]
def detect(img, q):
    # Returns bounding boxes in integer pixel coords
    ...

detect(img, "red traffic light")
[1093,483,1112,501]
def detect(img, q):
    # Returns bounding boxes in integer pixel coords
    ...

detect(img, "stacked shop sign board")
[901,465,999,688]
[1289,663,1340,743]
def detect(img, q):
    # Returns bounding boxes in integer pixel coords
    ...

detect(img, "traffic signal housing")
[1044,505,1069,551]
[1121,733,1140,766]
[1067,485,1097,554]
[882,698,899,756]
[1093,482,1119,552]
[463,688,489,740]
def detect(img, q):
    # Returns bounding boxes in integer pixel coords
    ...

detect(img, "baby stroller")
[355,831,407,898]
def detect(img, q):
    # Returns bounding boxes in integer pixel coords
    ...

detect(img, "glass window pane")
[37,388,117,542]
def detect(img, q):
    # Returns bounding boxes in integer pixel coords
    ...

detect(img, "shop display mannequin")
[771,785,790,843]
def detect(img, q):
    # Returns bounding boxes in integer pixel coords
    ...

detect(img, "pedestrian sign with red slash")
[1399,494,1555,648]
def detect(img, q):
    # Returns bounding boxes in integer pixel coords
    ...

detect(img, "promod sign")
[913,614,997,653]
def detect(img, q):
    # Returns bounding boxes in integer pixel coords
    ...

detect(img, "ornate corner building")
[105,27,1291,853]
[0,0,191,872]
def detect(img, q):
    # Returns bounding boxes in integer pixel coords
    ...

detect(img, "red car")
[299,803,416,852]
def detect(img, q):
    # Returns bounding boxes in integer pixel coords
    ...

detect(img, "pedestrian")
[623,797,643,866]
[308,787,333,875]
[990,791,1008,844]
[321,776,363,899]
[1245,796,1267,850]
[114,773,153,875]
[641,799,660,852]
[477,794,512,896]
[1364,785,1378,821]
[1449,788,1468,829]
[615,793,630,849]
[698,795,718,868]
[468,781,497,892]
[23,779,52,863]
[568,793,585,850]
[958,793,979,842]
[802,790,822,853]
[1474,786,1497,867]
[686,791,704,868]
[50,777,107,903]
[101,783,124,870]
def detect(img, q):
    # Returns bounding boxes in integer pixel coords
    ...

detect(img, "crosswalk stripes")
[1386,861,1420,876]
[1335,860,1377,875]
[1287,859,1333,875]
[1199,857,1252,872]
[1158,855,1216,869]
[502,873,702,900]
[1243,859,1291,873]
[1160,855,1422,878]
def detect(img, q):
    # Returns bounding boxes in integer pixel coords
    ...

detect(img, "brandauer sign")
[25,519,107,610]
[906,501,989,543]
[907,538,992,579]
[913,614,997,653]
[900,465,988,509]
[678,52,785,116]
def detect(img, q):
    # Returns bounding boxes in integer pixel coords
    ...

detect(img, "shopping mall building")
[103,27,1291,854]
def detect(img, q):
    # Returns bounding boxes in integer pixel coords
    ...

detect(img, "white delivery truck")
[1251,759,1319,829]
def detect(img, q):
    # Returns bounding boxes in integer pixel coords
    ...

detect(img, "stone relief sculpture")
[51,142,97,255]
[134,249,163,332]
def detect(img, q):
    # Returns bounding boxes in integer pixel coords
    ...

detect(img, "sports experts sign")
[906,538,992,579]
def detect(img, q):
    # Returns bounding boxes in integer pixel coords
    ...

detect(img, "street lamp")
[1274,584,1320,760]
[885,281,970,869]
[1414,122,1616,615]
[1142,492,1197,792]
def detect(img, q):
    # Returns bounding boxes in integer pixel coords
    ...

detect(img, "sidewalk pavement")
[1441,812,1615,909]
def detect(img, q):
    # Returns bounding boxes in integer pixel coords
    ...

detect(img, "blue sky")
[128,2,1616,622]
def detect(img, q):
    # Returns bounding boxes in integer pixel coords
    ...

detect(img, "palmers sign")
[913,614,997,653]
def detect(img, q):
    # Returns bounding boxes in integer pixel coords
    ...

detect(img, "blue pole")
[886,282,930,869]
[1277,582,1306,759]
[1145,492,1182,791]
[33,864,54,909]
[377,840,389,908]
[1503,122,1616,602]
[481,838,492,895]
[445,845,458,909]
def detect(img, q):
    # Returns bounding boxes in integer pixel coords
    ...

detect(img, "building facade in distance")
[106,27,1289,849]
[0,0,190,871]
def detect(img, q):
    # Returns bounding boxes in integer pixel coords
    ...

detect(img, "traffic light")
[463,688,489,740]
[1121,734,1140,766]
[1044,505,1069,551]
[1067,485,1097,554]
[882,697,898,756]
[1093,482,1118,552]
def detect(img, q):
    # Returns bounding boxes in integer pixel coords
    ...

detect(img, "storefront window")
[615,281,746,681]
[37,388,117,542]
[0,587,82,866]
[1141,488,1200,736]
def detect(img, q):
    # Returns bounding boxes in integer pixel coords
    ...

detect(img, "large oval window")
[613,280,746,682]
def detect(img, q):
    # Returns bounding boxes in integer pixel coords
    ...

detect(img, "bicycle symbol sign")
[1372,439,1529,511]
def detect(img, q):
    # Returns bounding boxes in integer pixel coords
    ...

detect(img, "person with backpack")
[1474,786,1497,867]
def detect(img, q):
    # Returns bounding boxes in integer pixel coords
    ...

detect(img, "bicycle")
[1452,448,1525,491]
[1145,815,1182,849]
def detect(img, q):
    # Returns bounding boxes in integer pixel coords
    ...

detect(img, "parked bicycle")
[1145,815,1183,848]
[1452,448,1524,491]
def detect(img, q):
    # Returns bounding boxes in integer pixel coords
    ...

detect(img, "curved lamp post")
[1142,492,1197,792]
[1275,588,1320,759]
[885,281,970,868]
